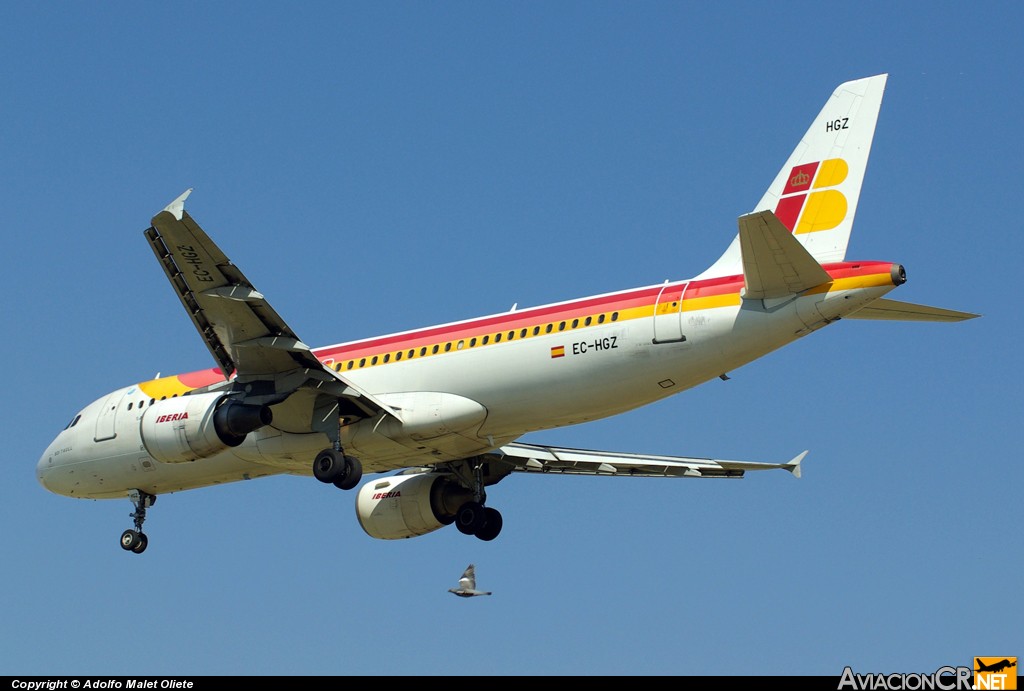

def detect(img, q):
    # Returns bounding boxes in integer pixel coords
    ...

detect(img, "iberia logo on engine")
[155,413,189,424]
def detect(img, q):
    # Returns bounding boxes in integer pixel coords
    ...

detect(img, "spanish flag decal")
[551,346,565,358]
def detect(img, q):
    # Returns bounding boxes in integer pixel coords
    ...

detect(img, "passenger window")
[585,316,592,326]
[371,356,378,365]
[457,340,464,350]
[383,354,390,363]
[558,321,565,331]
[470,337,477,347]
[444,343,452,352]
[359,358,366,367]
[572,319,579,328]
[346,361,354,370]
[432,345,439,354]
[495,333,502,343]
[395,351,402,361]
[545,324,553,334]
[598,314,606,324]
[612,311,619,321]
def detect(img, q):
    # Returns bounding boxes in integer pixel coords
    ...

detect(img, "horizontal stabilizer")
[846,298,980,322]
[739,210,833,299]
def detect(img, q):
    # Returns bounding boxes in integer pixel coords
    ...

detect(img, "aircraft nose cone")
[37,454,49,488]
[37,444,56,491]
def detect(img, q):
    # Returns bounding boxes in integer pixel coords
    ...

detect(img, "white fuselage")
[37,265,898,500]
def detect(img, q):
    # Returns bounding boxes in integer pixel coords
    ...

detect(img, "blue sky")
[3,2,1020,677]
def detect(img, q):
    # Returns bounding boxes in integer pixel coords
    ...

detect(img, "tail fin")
[698,74,889,279]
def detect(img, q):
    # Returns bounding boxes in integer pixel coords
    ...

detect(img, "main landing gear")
[455,501,503,541]
[313,447,363,490]
[120,489,155,554]
[453,458,502,542]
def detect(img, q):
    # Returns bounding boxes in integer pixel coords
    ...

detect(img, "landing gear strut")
[120,489,155,554]
[453,458,503,542]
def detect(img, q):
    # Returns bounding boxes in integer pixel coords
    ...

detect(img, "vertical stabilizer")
[698,74,888,279]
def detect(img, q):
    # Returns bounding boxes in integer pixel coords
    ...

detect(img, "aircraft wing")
[145,189,396,419]
[492,442,806,478]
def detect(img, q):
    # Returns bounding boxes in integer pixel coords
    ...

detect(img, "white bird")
[448,564,492,597]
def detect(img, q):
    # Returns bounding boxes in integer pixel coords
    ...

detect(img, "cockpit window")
[64,414,82,430]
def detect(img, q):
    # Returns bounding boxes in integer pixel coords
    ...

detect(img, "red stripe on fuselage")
[162,262,894,388]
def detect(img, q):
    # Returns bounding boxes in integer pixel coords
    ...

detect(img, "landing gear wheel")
[313,449,345,483]
[456,501,487,535]
[475,507,503,542]
[333,454,362,490]
[315,449,363,489]
[131,533,149,554]
[120,529,142,552]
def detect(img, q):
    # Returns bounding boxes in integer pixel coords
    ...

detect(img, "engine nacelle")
[140,392,272,464]
[355,471,473,540]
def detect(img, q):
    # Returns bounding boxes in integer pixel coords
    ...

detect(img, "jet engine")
[355,471,474,540]
[140,392,272,463]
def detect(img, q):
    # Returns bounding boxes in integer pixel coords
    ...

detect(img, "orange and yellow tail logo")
[975,657,1017,690]
[774,158,849,234]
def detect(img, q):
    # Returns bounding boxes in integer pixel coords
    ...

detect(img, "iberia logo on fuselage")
[774,158,848,234]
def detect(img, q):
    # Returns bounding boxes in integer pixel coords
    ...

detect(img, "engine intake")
[140,392,272,463]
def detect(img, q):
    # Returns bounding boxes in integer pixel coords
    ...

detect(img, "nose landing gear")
[120,489,155,554]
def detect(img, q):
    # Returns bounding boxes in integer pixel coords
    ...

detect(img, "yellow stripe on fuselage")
[138,377,192,400]
[132,272,888,388]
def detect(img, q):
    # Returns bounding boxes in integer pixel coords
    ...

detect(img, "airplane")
[36,73,979,554]
[448,564,492,598]
[976,659,1016,674]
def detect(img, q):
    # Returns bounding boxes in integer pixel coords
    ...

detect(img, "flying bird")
[448,564,492,597]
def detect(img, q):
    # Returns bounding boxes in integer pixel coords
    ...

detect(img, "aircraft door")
[653,281,688,344]
[94,390,126,442]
